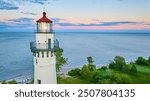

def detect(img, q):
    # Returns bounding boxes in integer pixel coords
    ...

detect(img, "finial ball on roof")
[43,12,46,16]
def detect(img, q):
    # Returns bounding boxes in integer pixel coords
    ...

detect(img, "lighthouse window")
[42,52,44,58]
[50,23,52,32]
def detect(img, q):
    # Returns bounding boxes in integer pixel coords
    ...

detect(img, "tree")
[109,56,128,72]
[68,68,81,76]
[87,56,96,71]
[130,64,137,74]
[56,48,67,72]
[109,61,115,69]
[100,66,108,70]
[80,65,94,81]
[87,56,94,66]
[92,69,109,83]
[136,57,148,65]
[114,56,126,70]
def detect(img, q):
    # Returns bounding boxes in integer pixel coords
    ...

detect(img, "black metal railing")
[30,40,59,52]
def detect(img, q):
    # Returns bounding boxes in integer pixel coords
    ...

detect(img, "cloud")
[0,1,18,10]
[1,17,149,32]
[8,18,34,23]
[20,12,37,15]
[54,19,145,27]
[51,18,67,23]
[12,0,56,5]
[27,0,49,5]
[0,0,57,10]
[57,23,78,26]
[0,17,35,29]
[96,21,144,26]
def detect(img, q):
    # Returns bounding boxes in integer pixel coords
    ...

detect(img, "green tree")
[92,69,108,83]
[87,56,96,71]
[80,65,94,81]
[109,61,115,69]
[136,57,148,65]
[130,64,137,74]
[109,56,129,72]
[87,56,94,65]
[114,56,126,70]
[56,48,67,72]
[68,68,81,76]
[110,73,132,84]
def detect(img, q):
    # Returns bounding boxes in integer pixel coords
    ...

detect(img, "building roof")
[37,12,52,23]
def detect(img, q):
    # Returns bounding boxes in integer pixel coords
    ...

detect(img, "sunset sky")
[0,0,150,32]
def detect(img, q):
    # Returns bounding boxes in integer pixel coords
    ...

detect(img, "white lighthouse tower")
[30,12,59,84]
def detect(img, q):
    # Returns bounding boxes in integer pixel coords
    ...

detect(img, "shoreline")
[0,68,72,84]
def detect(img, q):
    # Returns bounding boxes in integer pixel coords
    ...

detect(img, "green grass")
[136,65,150,74]
[57,76,91,84]
[112,65,150,84]
[129,65,150,84]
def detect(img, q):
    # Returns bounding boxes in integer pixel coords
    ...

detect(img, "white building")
[30,12,59,84]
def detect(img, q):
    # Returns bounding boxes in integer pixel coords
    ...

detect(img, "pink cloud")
[54,24,150,31]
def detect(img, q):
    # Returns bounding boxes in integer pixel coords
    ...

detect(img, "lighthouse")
[30,12,59,84]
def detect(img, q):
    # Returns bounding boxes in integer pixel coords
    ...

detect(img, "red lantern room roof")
[37,12,52,23]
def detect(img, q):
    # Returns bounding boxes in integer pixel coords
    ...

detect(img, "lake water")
[0,32,150,81]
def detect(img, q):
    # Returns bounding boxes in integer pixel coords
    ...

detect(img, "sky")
[0,0,150,32]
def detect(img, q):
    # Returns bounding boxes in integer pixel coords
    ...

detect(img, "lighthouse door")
[48,39,51,49]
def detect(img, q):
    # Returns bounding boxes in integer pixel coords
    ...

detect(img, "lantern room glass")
[37,22,52,32]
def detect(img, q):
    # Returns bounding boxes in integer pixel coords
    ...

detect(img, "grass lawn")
[57,76,91,84]
[136,65,150,74]
[111,65,150,84]
[129,65,150,84]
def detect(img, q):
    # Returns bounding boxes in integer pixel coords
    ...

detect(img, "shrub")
[130,65,137,74]
[100,66,108,70]
[56,48,68,72]
[109,61,115,69]
[87,56,96,71]
[136,57,148,65]
[98,79,112,84]
[80,65,95,82]
[68,68,81,76]
[1,80,18,84]
[8,80,18,84]
[110,73,132,84]
[109,56,129,73]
